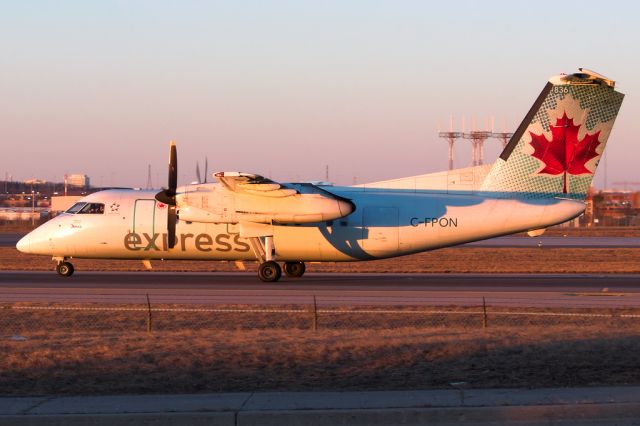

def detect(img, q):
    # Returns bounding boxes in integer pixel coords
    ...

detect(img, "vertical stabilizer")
[480,69,624,199]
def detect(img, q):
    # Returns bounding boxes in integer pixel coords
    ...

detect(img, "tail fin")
[480,69,624,200]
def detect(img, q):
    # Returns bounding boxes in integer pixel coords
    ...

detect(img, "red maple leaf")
[529,112,601,193]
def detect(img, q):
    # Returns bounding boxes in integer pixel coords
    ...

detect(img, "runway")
[2,271,640,308]
[0,233,24,247]
[3,233,640,247]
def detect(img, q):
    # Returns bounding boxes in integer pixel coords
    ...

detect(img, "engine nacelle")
[178,206,225,223]
[177,181,355,225]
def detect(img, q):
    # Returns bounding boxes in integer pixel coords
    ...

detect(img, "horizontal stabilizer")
[355,164,492,193]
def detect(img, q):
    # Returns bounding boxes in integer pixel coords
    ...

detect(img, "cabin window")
[78,203,105,214]
[65,202,87,214]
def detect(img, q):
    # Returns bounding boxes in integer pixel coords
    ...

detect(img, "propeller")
[195,157,209,184]
[155,141,178,249]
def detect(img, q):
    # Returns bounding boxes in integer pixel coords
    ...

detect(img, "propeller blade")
[154,141,178,205]
[196,162,202,184]
[168,141,177,196]
[204,157,208,183]
[154,141,179,249]
[167,205,177,249]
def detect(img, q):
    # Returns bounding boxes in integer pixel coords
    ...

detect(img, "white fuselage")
[18,185,584,262]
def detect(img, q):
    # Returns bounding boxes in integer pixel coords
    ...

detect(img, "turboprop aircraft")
[17,69,624,281]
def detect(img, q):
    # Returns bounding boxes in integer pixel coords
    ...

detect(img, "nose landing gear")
[55,261,74,277]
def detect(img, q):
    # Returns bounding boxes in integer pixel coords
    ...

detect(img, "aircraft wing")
[214,172,297,197]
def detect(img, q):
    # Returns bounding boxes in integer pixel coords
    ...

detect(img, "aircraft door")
[133,199,157,237]
[362,207,399,254]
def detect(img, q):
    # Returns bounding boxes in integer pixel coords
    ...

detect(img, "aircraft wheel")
[283,261,306,278]
[56,261,74,277]
[258,261,281,282]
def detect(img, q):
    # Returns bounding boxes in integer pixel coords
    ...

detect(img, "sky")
[1,0,639,188]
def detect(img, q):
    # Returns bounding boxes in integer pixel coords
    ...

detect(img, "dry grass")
[3,304,640,395]
[3,326,640,395]
[5,303,632,332]
[2,246,640,273]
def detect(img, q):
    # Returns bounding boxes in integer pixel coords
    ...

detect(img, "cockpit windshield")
[65,202,87,214]
[65,202,104,214]
[78,203,105,214]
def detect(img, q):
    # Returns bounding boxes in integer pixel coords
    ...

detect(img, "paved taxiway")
[4,387,640,425]
[2,271,640,308]
[4,233,640,247]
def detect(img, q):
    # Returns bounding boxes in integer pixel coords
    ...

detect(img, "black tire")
[283,261,306,278]
[56,262,74,277]
[258,261,281,282]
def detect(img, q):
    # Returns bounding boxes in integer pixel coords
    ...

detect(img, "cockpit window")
[65,202,87,214]
[78,203,105,214]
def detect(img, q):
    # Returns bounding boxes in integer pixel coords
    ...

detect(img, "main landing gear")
[248,235,306,282]
[257,261,306,282]
[258,261,282,282]
[283,261,306,278]
[55,259,74,277]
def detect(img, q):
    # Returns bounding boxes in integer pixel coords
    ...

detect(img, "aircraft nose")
[16,234,31,253]
[15,226,58,255]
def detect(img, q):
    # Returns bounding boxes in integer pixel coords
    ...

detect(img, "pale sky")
[1,0,639,188]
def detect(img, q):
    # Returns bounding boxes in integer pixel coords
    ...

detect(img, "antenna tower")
[438,115,462,170]
[462,131,492,166]
[438,131,461,170]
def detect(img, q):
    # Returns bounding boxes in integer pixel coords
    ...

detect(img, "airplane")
[16,69,624,282]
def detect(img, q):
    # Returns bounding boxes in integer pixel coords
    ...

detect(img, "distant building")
[68,174,90,188]
[23,178,47,185]
[583,189,640,226]
[0,208,47,221]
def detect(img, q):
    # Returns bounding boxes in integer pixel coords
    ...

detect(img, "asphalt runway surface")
[2,271,640,308]
[0,233,23,247]
[3,233,640,247]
